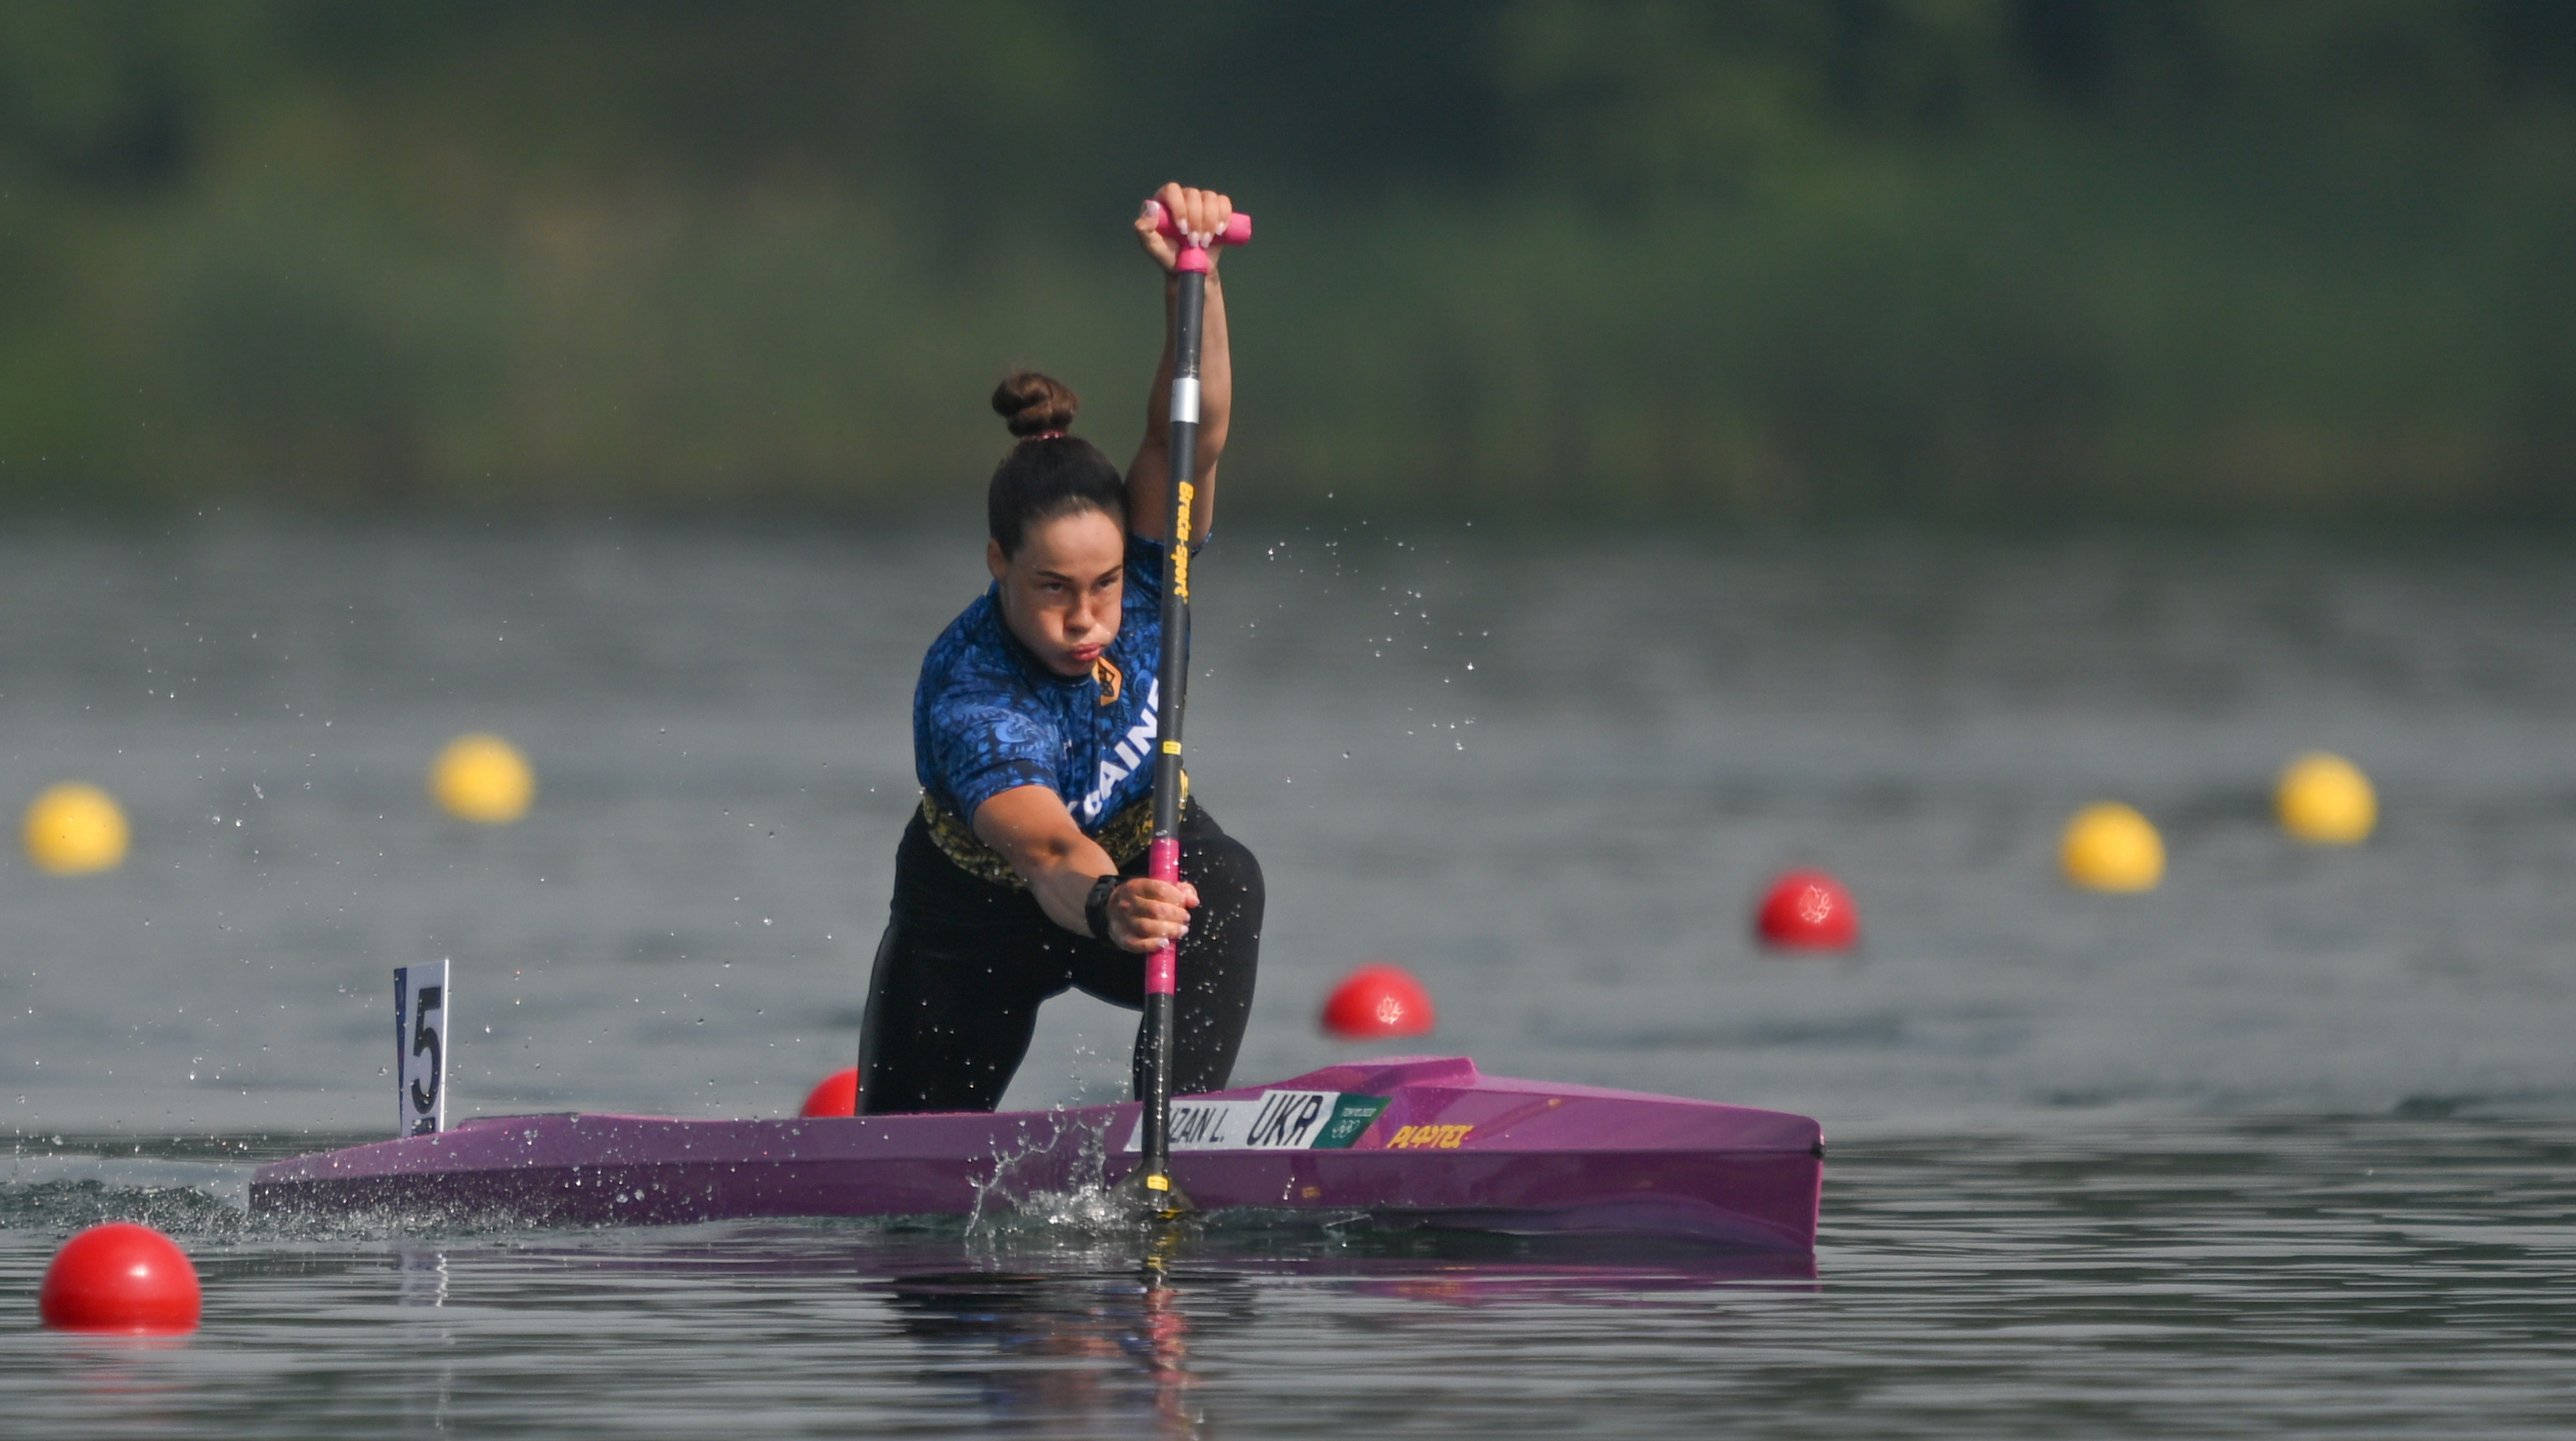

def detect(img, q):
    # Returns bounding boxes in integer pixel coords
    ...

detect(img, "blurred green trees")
[1,0,2571,521]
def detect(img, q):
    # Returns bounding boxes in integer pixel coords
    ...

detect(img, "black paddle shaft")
[1153,271,1200,844]
[1137,267,1204,1187]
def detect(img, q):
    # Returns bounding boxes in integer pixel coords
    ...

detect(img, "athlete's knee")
[1188,834,1264,915]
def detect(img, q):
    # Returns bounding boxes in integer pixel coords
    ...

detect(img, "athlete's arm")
[1126,180,1232,546]
[972,784,1198,954]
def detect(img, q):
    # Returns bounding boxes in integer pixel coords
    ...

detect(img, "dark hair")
[987,371,1124,556]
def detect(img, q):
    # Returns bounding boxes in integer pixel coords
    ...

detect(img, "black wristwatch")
[1084,874,1121,943]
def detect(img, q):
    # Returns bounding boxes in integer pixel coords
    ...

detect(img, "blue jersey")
[914,532,1173,833]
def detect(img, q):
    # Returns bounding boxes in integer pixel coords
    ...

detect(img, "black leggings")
[857,803,1262,1115]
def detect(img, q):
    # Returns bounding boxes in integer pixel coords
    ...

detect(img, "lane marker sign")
[395,960,449,1137]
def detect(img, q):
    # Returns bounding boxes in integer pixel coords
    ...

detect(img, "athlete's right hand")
[1108,876,1200,954]
[1135,181,1233,273]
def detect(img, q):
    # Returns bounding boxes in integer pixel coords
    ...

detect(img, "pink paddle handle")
[1143,200,1252,275]
[1145,836,1180,995]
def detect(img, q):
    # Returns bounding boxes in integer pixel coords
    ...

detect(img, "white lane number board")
[395,960,450,1137]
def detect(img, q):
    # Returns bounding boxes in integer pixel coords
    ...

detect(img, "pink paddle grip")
[1143,200,1253,276]
[1146,836,1180,995]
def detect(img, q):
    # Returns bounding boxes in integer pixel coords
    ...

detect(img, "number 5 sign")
[395,961,450,1136]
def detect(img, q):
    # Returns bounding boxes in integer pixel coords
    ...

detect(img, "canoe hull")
[251,1057,1823,1250]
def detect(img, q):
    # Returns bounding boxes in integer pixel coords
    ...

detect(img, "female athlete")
[857,182,1260,1114]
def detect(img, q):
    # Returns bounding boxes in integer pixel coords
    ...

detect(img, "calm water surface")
[2,520,2573,1435]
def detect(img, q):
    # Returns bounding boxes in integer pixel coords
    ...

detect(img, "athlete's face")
[989,507,1125,677]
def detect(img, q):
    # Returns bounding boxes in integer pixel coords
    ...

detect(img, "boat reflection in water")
[876,1232,1816,1436]
[326,1223,1814,1438]
[880,1252,1225,1439]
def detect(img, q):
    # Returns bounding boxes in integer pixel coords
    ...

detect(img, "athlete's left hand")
[1135,182,1233,274]
[1108,876,1199,953]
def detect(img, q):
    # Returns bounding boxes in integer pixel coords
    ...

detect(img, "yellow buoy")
[2277,751,2374,844]
[430,733,534,824]
[2061,802,2163,892]
[23,782,129,875]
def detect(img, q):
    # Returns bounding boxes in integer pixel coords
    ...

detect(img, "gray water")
[3,518,2575,1435]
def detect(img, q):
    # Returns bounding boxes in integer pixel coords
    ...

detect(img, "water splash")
[963,1108,1192,1243]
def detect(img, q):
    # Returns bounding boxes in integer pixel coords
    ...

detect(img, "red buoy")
[39,1223,201,1333]
[799,1068,859,1118]
[1320,963,1437,1039]
[1755,870,1859,952]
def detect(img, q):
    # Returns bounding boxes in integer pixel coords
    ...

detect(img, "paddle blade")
[1115,1168,1196,1220]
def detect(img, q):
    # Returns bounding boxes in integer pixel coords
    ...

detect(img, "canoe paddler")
[856,182,1262,1115]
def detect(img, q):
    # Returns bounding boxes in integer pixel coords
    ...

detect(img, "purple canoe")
[250,1056,1824,1249]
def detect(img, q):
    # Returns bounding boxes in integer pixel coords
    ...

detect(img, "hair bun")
[992,370,1079,438]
